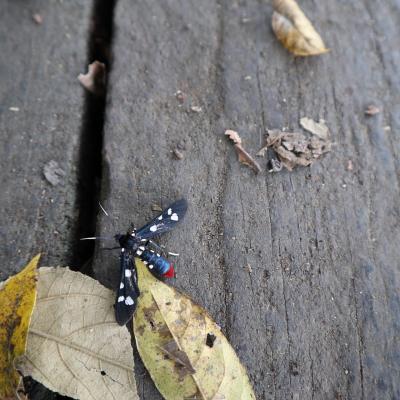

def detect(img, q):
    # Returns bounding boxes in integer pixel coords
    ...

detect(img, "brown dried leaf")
[272,0,329,56]
[225,130,261,174]
[259,129,331,171]
[78,61,106,96]
[235,145,262,173]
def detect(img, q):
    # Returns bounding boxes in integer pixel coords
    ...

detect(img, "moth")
[114,199,187,325]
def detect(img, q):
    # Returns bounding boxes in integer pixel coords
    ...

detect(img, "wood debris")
[225,130,261,174]
[300,117,329,140]
[258,129,332,171]
[32,13,43,25]
[190,106,202,113]
[78,61,106,96]
[365,105,380,116]
[175,90,186,104]
[43,160,65,186]
[173,148,184,160]
[346,160,354,171]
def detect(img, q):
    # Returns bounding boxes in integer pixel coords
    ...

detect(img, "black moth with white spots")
[114,199,187,325]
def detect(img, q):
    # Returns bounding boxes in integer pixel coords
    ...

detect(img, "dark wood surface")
[0,0,91,277]
[1,0,399,399]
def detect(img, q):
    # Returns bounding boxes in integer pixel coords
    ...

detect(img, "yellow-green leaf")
[133,260,256,400]
[16,267,138,400]
[272,0,329,56]
[0,254,40,399]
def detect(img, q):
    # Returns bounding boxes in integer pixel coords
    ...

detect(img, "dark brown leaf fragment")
[225,130,261,174]
[78,61,106,96]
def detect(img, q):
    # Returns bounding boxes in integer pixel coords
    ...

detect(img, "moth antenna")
[98,201,118,231]
[80,236,113,241]
[99,202,109,216]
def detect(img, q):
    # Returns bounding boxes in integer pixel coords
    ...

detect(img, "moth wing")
[136,198,187,240]
[115,250,140,325]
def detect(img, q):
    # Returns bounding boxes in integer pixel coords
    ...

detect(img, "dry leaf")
[16,267,138,400]
[300,117,329,140]
[133,260,256,400]
[272,0,329,56]
[0,255,39,399]
[78,61,106,96]
[259,129,331,171]
[225,130,261,174]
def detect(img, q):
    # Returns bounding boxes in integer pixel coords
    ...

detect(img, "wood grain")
[94,1,400,399]
[0,0,91,276]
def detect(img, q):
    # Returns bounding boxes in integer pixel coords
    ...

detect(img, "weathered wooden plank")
[0,0,91,277]
[95,0,400,399]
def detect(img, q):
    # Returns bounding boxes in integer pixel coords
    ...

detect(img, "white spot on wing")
[150,225,158,232]
[149,264,154,269]
[139,246,145,251]
[120,282,124,289]
[136,250,143,255]
[143,261,148,265]
[125,296,134,305]
[167,208,172,215]
[118,296,124,302]
[158,215,163,220]
[125,269,132,278]
[171,213,179,221]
